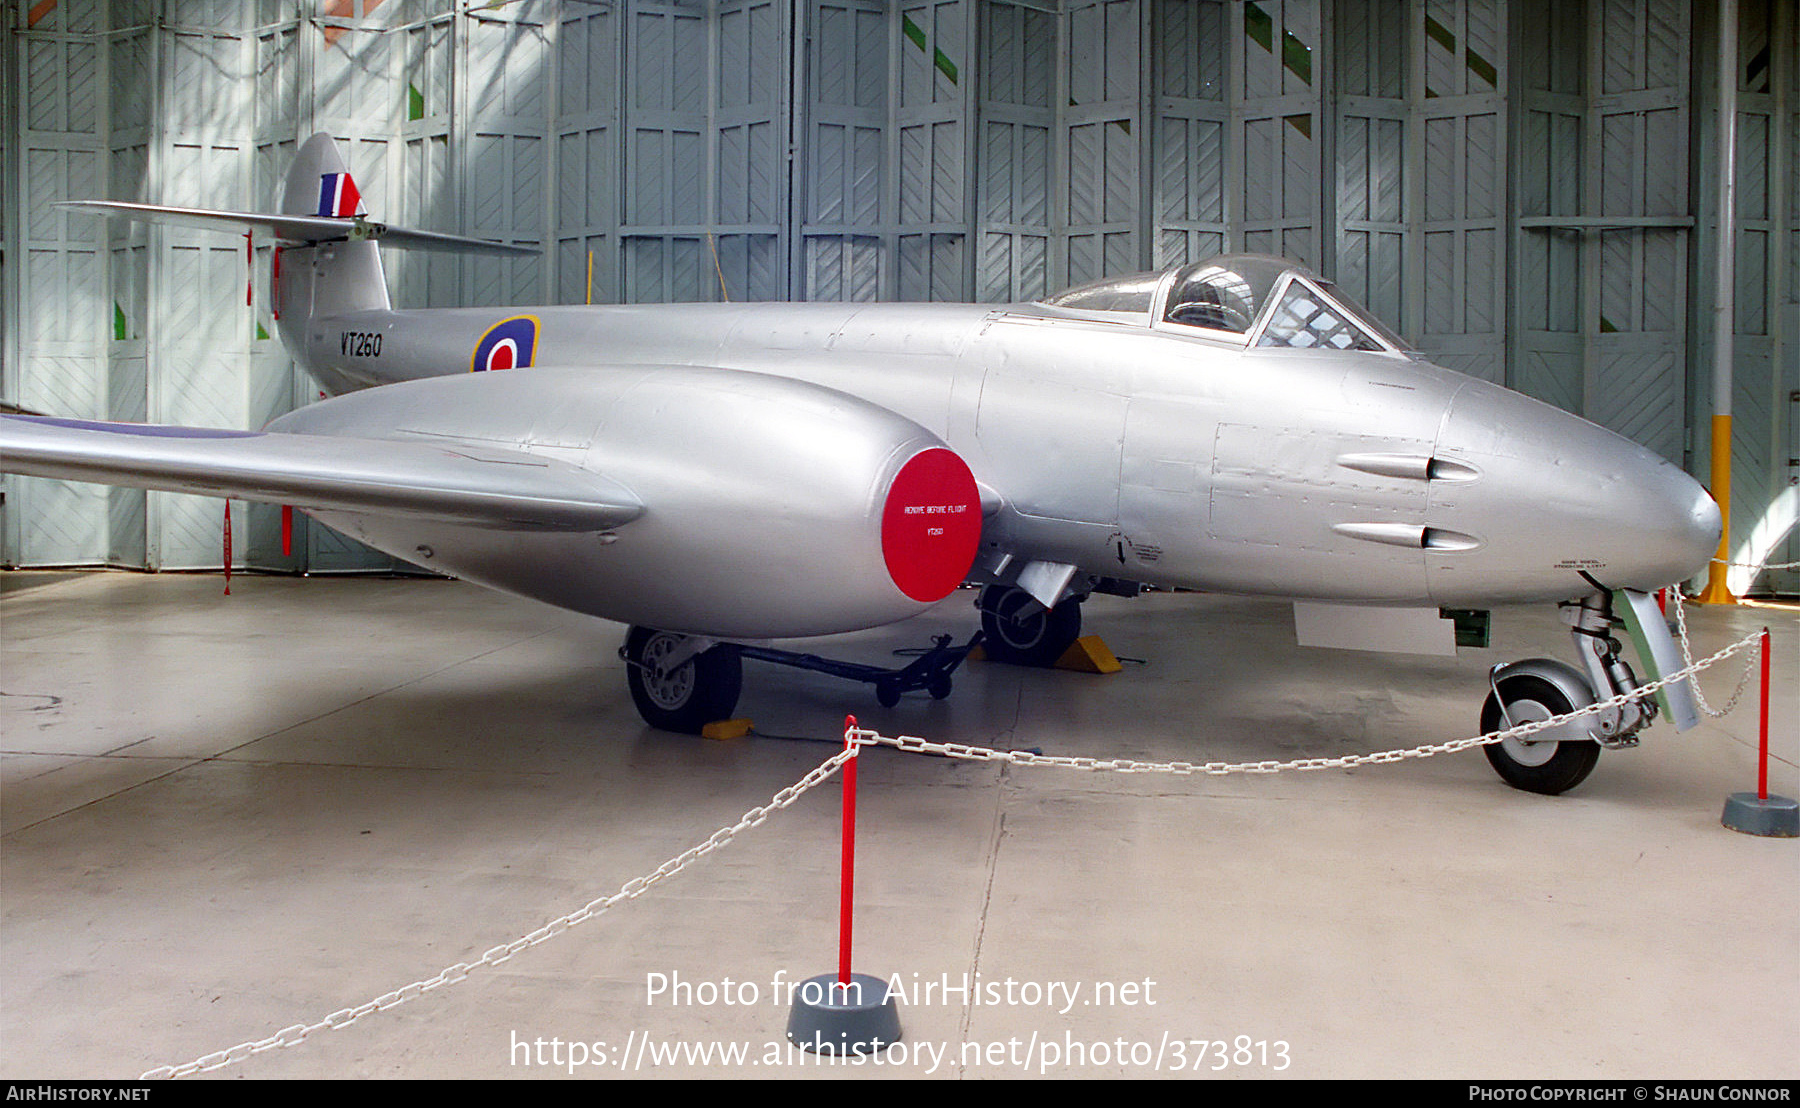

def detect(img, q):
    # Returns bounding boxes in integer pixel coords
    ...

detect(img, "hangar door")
[1514,0,1692,468]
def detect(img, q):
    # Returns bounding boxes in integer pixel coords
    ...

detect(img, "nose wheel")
[1480,673,1602,795]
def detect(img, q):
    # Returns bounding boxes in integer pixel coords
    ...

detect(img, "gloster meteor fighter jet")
[0,135,1722,795]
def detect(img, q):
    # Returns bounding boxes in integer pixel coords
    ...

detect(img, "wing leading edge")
[0,415,641,533]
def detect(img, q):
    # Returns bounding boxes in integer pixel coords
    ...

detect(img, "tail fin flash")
[284,133,366,218]
[318,173,363,217]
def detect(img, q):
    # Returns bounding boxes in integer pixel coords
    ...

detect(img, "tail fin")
[285,132,367,219]
[280,133,388,319]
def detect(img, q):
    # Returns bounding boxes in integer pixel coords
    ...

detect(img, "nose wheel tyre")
[977,584,1082,668]
[1480,675,1601,795]
[625,627,742,734]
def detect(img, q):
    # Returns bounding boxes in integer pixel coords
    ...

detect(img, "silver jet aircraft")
[1,134,1721,795]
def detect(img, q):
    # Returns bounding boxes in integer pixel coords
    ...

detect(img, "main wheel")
[624,627,742,734]
[1479,675,1602,795]
[978,584,1081,668]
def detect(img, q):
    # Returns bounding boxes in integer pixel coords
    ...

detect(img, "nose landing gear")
[1480,590,1663,795]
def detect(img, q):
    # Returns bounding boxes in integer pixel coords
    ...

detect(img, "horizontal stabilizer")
[57,200,538,257]
[0,415,640,532]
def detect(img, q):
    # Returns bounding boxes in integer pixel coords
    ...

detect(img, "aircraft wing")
[0,415,641,532]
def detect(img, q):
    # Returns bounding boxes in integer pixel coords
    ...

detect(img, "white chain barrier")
[854,611,1764,778]
[1713,557,1800,571]
[144,601,1767,1078]
[143,743,858,1080]
[1672,593,1762,718]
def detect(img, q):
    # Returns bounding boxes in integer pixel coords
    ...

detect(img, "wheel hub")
[1497,697,1559,767]
[993,595,1047,649]
[640,634,695,710]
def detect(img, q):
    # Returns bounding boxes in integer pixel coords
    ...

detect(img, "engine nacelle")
[273,364,982,638]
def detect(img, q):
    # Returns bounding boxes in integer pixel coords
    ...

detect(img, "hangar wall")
[1,0,1795,592]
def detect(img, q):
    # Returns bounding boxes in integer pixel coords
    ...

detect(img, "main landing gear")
[1479,590,1657,795]
[622,627,743,734]
[976,583,1084,667]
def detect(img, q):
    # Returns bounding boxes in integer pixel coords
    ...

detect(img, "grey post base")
[785,972,902,1054]
[1722,792,1800,837]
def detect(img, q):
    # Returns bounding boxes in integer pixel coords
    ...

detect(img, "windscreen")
[1254,277,1408,352]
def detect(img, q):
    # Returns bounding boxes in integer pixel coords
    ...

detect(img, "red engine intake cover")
[880,447,982,603]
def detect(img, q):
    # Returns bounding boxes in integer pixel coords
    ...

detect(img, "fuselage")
[285,292,1719,610]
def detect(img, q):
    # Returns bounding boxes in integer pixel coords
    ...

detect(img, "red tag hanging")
[223,500,233,596]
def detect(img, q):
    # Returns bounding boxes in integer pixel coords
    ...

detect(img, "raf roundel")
[471,316,539,373]
[880,447,982,603]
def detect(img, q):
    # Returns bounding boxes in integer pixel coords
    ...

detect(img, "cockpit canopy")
[1040,253,1410,355]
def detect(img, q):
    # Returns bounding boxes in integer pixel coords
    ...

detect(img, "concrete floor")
[2,570,1795,1080]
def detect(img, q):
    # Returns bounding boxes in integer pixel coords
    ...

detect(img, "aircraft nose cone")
[1570,425,1721,590]
[1602,454,1717,587]
[1431,383,1723,603]
[1643,463,1721,584]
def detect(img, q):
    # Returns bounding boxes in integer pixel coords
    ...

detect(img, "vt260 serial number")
[340,331,383,357]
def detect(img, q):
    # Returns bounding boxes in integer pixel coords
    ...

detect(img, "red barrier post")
[783,714,900,1051]
[839,715,858,986]
[1722,625,1797,837]
[1759,628,1770,802]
